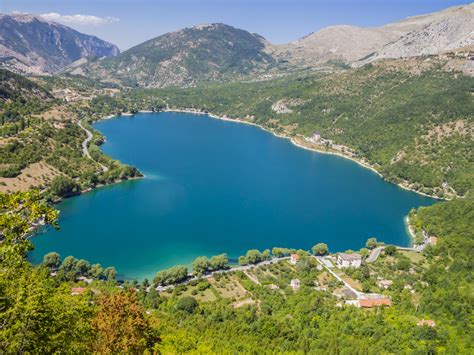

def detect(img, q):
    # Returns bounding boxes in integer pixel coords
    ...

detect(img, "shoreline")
[146,108,444,200]
[404,216,416,248]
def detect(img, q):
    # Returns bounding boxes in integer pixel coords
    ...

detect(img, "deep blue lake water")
[31,112,436,279]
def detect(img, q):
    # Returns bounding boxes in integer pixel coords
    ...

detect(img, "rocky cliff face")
[271,3,474,68]
[0,13,119,75]
[357,4,474,66]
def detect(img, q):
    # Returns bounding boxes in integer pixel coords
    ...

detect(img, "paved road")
[154,257,289,291]
[366,247,384,263]
[77,120,109,172]
[78,120,92,158]
[314,256,363,297]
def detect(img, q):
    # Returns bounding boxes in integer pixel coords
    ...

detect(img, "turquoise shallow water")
[31,112,436,279]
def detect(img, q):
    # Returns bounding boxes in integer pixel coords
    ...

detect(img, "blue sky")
[2,0,471,50]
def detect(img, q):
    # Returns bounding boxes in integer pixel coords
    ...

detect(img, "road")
[366,247,384,263]
[154,257,289,291]
[314,256,364,298]
[77,120,109,172]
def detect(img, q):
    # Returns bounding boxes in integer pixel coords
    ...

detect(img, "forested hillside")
[0,70,140,196]
[88,57,474,198]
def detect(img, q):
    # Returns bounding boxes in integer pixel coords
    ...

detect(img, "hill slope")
[270,3,474,67]
[0,69,52,101]
[0,13,119,75]
[82,23,276,87]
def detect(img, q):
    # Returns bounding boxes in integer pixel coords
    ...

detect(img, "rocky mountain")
[80,23,276,87]
[357,3,474,65]
[76,3,473,88]
[0,13,119,75]
[272,3,474,67]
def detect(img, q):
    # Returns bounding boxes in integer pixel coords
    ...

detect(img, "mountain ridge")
[77,23,276,87]
[0,13,120,75]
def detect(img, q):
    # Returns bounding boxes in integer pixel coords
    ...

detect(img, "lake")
[31,112,436,279]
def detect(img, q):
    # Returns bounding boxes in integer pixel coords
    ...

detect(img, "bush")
[175,296,198,313]
[384,245,397,256]
[49,176,80,198]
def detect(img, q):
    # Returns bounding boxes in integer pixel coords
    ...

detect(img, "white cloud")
[38,12,119,26]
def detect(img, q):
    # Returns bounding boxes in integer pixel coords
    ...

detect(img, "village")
[68,235,439,328]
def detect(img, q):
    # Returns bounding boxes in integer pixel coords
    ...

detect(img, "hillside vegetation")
[91,58,474,198]
[82,23,278,87]
[0,70,140,195]
[1,190,472,352]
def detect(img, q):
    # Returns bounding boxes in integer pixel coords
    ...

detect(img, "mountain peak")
[84,23,274,87]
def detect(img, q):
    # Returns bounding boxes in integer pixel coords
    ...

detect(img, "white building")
[290,279,301,291]
[336,253,362,268]
[290,253,300,265]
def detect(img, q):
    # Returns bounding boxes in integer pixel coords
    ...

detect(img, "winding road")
[77,120,109,173]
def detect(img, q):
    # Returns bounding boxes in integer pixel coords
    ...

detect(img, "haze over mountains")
[0,13,119,75]
[0,3,473,85]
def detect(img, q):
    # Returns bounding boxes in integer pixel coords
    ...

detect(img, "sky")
[2,0,471,50]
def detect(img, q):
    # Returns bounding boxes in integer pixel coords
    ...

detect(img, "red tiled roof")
[359,298,392,308]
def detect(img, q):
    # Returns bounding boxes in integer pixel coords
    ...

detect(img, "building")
[336,253,362,268]
[358,298,392,308]
[290,253,300,265]
[417,319,436,328]
[428,236,438,245]
[290,279,301,291]
[312,131,321,142]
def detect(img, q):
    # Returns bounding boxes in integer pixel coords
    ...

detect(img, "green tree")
[90,264,104,279]
[359,248,369,258]
[312,243,328,256]
[0,191,92,352]
[192,256,209,276]
[246,249,262,264]
[262,249,271,260]
[103,267,117,281]
[154,266,188,286]
[43,252,61,269]
[384,245,397,256]
[61,256,77,272]
[76,259,91,275]
[209,253,228,270]
[271,247,291,257]
[49,176,80,198]
[396,257,411,271]
[366,237,378,250]
[175,296,198,313]
[238,256,248,266]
